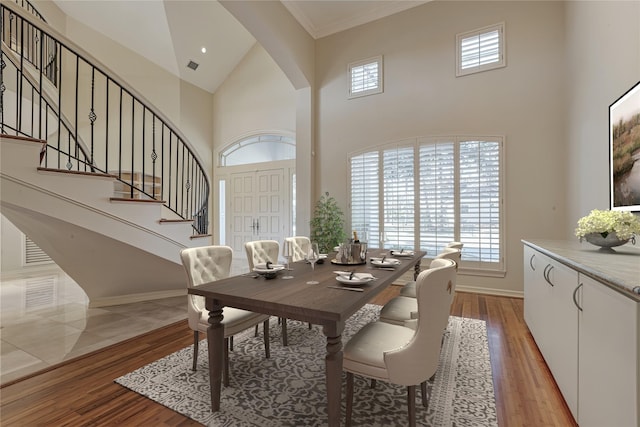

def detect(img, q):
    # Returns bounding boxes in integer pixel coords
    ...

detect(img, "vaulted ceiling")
[52,0,428,93]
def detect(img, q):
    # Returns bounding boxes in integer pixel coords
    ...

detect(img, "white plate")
[254,264,285,274]
[390,250,414,257]
[371,258,401,267]
[336,273,375,285]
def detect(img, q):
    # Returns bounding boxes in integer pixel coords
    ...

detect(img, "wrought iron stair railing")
[0,0,209,234]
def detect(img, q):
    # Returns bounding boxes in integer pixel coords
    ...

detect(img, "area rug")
[115,304,497,426]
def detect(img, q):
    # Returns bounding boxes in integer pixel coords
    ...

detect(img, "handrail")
[0,0,210,234]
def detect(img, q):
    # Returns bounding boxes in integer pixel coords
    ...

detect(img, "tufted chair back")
[245,240,280,270]
[284,236,311,262]
[384,258,457,385]
[180,245,233,332]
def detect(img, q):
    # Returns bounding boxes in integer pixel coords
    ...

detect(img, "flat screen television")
[610,80,640,212]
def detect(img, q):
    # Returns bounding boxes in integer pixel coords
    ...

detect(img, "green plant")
[310,192,347,253]
[575,209,640,241]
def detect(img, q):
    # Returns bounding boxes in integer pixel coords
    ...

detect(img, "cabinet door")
[545,259,579,419]
[523,246,552,353]
[578,274,639,427]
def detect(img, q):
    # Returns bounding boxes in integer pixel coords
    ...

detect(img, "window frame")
[348,55,383,99]
[348,136,505,277]
[456,22,506,77]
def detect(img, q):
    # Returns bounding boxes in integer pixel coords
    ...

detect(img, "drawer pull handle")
[543,264,554,287]
[529,253,536,271]
[573,283,583,311]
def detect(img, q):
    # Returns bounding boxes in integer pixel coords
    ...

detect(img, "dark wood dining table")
[188,248,425,426]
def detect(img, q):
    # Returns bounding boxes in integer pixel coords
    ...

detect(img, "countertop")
[522,239,640,302]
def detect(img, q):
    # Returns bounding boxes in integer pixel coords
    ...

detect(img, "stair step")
[37,167,117,179]
[159,218,194,224]
[190,234,212,240]
[109,197,166,204]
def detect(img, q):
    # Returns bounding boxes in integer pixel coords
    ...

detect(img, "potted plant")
[310,192,347,253]
[575,209,640,248]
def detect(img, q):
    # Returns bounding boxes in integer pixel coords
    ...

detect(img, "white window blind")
[348,56,383,98]
[419,141,456,252]
[457,23,505,77]
[382,146,415,250]
[349,136,504,275]
[351,152,379,246]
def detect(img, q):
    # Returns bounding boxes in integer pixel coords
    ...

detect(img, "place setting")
[328,270,376,292]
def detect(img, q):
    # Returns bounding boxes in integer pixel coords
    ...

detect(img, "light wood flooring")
[0,289,577,426]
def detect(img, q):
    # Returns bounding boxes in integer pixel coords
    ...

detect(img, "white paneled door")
[229,168,288,256]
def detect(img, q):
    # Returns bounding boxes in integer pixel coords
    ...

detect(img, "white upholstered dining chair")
[343,258,457,427]
[380,254,459,326]
[180,245,271,386]
[284,236,311,262]
[399,245,462,298]
[244,240,290,345]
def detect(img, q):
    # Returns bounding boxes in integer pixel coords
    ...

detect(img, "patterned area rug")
[115,304,497,426]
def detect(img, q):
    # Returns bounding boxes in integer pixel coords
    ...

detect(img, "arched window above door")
[219,134,295,166]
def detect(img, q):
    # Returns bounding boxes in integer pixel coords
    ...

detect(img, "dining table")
[188,247,426,426]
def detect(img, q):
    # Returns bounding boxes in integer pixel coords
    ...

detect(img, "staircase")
[0,1,210,306]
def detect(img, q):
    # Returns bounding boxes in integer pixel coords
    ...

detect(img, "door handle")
[573,283,583,311]
[543,264,554,287]
[256,219,260,234]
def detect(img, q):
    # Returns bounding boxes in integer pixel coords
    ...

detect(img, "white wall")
[564,1,640,231]
[315,1,568,295]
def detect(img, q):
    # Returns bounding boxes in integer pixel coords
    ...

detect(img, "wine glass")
[282,240,294,279]
[306,242,320,285]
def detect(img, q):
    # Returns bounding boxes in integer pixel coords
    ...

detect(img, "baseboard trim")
[391,282,523,299]
[89,289,186,308]
[455,285,523,299]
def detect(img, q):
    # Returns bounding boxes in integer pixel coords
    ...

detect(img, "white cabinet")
[523,244,639,426]
[578,274,638,427]
[523,246,579,418]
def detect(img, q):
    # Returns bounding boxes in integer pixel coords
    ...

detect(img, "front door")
[229,168,288,256]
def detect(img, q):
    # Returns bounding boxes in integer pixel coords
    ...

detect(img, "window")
[348,56,383,98]
[456,23,505,77]
[349,136,504,276]
[219,134,295,166]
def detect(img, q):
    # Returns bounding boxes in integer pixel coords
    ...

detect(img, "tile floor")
[0,260,250,385]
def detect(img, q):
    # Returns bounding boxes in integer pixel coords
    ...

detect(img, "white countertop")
[522,239,640,302]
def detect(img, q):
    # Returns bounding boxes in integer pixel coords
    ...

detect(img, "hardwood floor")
[0,290,576,426]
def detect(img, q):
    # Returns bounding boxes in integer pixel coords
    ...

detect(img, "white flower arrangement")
[575,209,640,241]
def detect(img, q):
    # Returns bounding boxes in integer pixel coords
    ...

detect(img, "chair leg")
[281,317,288,346]
[370,379,376,389]
[421,381,429,408]
[407,385,416,427]
[263,319,270,359]
[346,372,354,427]
[224,337,230,387]
[230,335,234,352]
[308,322,312,330]
[254,324,259,337]
[192,330,199,371]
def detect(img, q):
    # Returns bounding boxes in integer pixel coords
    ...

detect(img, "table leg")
[414,261,421,280]
[324,325,344,427]
[206,302,225,412]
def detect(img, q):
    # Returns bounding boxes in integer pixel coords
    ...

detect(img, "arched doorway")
[217,133,296,258]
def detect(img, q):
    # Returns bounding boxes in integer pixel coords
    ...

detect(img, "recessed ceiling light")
[201,47,207,54]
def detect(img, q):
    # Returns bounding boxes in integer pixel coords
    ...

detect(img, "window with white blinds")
[351,151,380,246]
[348,56,383,98]
[456,23,505,77]
[349,136,504,275]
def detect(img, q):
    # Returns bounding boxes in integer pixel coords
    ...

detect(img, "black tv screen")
[610,80,640,212]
